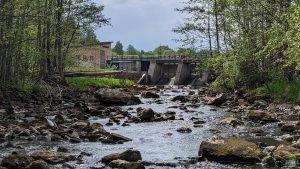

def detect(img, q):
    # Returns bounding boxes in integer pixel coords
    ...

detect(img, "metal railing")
[111,55,206,61]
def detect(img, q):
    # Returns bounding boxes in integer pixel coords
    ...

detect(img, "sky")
[94,0,187,51]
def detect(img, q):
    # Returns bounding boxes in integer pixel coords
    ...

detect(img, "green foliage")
[255,79,300,102]
[66,77,135,89]
[125,44,139,55]
[153,45,176,56]
[64,67,117,72]
[112,41,124,55]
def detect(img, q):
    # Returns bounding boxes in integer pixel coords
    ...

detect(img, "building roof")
[70,42,114,48]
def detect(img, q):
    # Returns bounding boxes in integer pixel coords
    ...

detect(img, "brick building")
[71,42,113,68]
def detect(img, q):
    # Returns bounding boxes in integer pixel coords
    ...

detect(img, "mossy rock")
[199,136,262,164]
[273,145,300,165]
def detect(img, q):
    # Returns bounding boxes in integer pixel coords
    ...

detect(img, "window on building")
[90,56,94,62]
[83,55,88,61]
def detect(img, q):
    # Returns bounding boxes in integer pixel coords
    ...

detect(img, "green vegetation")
[0,0,109,85]
[65,66,118,72]
[66,77,135,89]
[175,0,300,101]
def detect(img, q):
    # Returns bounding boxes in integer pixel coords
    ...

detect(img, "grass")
[64,66,118,72]
[255,79,300,102]
[66,77,135,89]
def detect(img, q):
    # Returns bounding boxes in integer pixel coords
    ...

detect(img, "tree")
[0,0,110,84]
[112,41,124,55]
[125,44,139,55]
[153,45,175,56]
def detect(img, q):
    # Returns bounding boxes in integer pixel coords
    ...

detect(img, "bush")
[66,77,135,89]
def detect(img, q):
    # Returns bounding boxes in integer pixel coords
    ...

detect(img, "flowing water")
[0,88,288,168]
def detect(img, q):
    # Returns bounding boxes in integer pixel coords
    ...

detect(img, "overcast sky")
[95,0,187,51]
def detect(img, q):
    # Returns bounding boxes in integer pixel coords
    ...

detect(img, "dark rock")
[1,153,33,169]
[172,95,188,103]
[281,121,300,132]
[57,147,68,153]
[118,149,142,162]
[262,156,275,166]
[177,127,192,133]
[207,94,226,106]
[138,108,155,121]
[69,137,81,143]
[106,133,132,143]
[26,160,49,169]
[30,150,74,164]
[141,91,159,99]
[101,153,120,165]
[247,110,279,124]
[199,136,262,164]
[108,159,145,169]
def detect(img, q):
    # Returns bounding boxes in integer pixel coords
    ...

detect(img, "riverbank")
[0,83,299,168]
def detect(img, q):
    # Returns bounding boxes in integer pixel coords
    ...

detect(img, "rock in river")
[247,110,279,124]
[102,149,142,165]
[108,159,145,169]
[95,89,141,106]
[30,150,74,164]
[199,136,262,164]
[171,95,188,103]
[207,93,226,107]
[141,91,159,99]
[273,145,300,165]
[106,133,132,143]
[26,160,49,169]
[138,108,155,122]
[1,153,33,169]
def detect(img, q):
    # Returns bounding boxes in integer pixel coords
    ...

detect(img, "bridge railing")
[111,55,206,61]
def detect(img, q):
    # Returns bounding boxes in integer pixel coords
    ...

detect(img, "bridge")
[108,55,201,85]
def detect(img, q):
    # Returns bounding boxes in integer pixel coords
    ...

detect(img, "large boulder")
[95,89,141,106]
[1,153,33,169]
[26,160,49,169]
[141,91,159,99]
[106,133,132,143]
[108,159,145,169]
[247,110,279,124]
[273,145,300,165]
[199,136,262,164]
[102,149,142,166]
[280,121,300,132]
[30,151,74,164]
[218,117,243,127]
[207,94,226,106]
[118,149,142,162]
[138,108,155,121]
[171,95,188,103]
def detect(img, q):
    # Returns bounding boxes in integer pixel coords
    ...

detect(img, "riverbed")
[0,87,292,168]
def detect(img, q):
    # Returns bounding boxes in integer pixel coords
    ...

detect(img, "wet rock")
[280,134,294,142]
[193,120,206,125]
[118,149,142,162]
[280,121,300,132]
[30,150,74,164]
[177,127,192,133]
[262,155,275,166]
[292,139,300,149]
[19,129,31,137]
[1,153,33,169]
[102,153,120,165]
[95,89,141,106]
[247,110,279,124]
[69,137,81,143]
[26,160,49,169]
[71,121,88,130]
[171,95,188,103]
[108,159,145,169]
[263,146,277,155]
[138,108,155,121]
[199,136,262,164]
[219,117,243,127]
[106,133,132,143]
[273,145,300,165]
[57,147,68,153]
[207,94,226,107]
[141,91,159,98]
